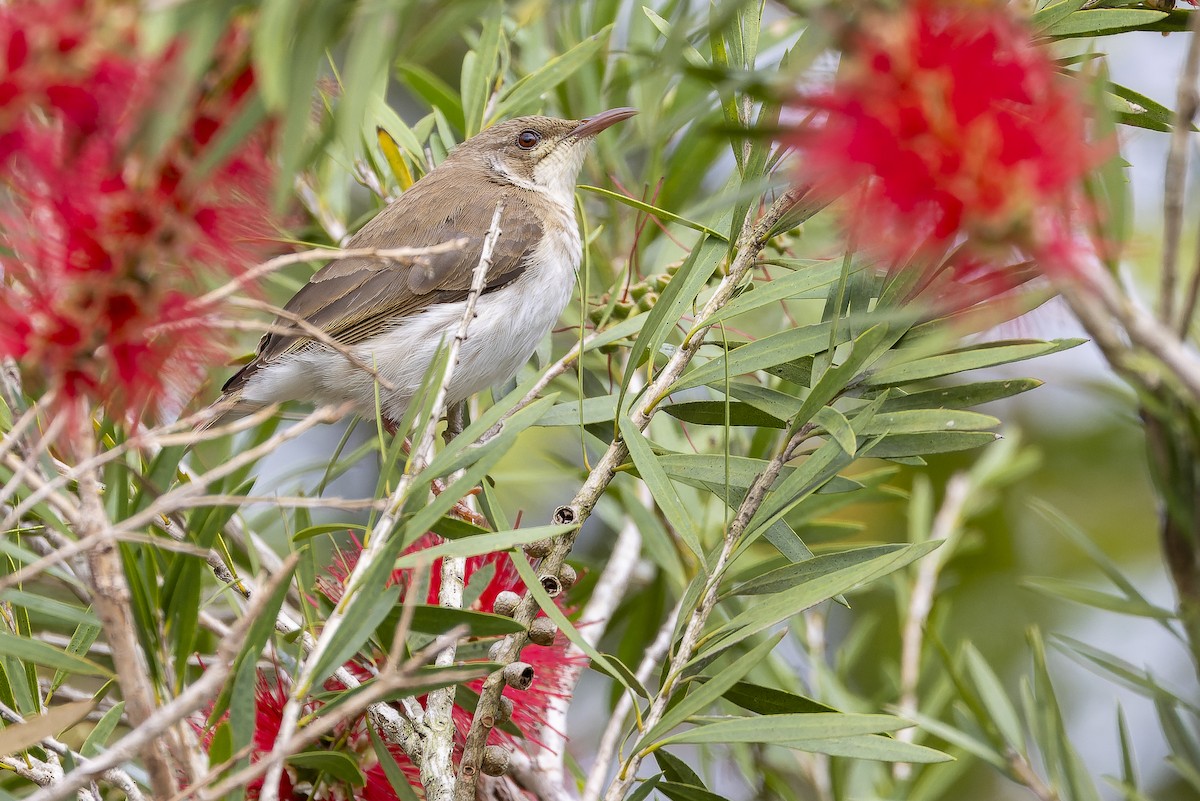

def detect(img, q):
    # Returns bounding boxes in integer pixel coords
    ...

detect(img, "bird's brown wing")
[222,170,540,395]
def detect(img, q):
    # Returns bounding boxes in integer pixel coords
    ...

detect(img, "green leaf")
[720,682,835,715]
[813,406,856,455]
[0,591,98,627]
[662,400,785,429]
[538,394,623,426]
[0,700,94,755]
[579,186,730,241]
[461,2,503,136]
[490,27,614,120]
[1046,9,1168,37]
[49,621,100,695]
[652,712,907,747]
[653,750,704,788]
[369,726,422,801]
[673,322,839,394]
[656,781,732,801]
[1024,577,1176,619]
[336,0,403,152]
[878,379,1041,412]
[288,751,366,787]
[1052,635,1197,710]
[0,632,111,677]
[1108,83,1177,133]
[406,606,524,637]
[702,542,939,649]
[624,229,730,405]
[783,734,952,763]
[904,710,1008,771]
[730,543,938,597]
[1033,0,1087,31]
[397,63,465,133]
[865,340,1084,386]
[639,632,784,749]
[795,324,901,429]
[620,416,703,562]
[309,583,402,688]
[81,701,125,758]
[855,409,999,436]
[210,557,298,724]
[697,261,847,329]
[628,775,663,801]
[865,431,998,459]
[963,643,1025,751]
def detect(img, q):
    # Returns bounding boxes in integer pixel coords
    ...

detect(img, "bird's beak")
[569,107,638,139]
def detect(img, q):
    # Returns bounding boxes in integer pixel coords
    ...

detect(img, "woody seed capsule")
[496,695,514,724]
[502,662,535,690]
[481,745,511,777]
[492,590,520,617]
[558,563,578,589]
[528,617,557,646]
[524,538,553,559]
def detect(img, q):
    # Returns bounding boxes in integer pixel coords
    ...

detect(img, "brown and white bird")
[212,108,636,427]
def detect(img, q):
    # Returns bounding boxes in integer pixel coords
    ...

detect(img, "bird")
[208,107,637,431]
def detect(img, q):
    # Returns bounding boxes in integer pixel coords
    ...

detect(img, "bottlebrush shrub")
[0,0,278,434]
[788,0,1097,277]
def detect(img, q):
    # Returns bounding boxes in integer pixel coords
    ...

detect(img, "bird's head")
[448,108,637,204]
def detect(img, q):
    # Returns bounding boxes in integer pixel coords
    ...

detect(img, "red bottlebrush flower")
[318,534,587,789]
[789,0,1096,274]
[0,1,279,434]
[197,669,416,801]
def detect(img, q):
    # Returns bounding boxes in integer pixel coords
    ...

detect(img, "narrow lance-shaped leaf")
[638,632,785,750]
[620,416,704,562]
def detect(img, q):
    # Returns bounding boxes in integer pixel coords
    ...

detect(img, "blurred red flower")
[789,0,1095,275]
[0,0,277,432]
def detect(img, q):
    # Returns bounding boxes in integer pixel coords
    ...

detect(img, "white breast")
[242,201,581,421]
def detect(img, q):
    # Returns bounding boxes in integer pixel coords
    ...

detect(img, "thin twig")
[582,597,683,801]
[191,628,473,801]
[258,202,506,801]
[190,239,468,309]
[454,189,808,801]
[73,444,183,798]
[225,297,401,392]
[601,423,813,800]
[1160,8,1200,325]
[24,555,298,801]
[540,485,647,795]
[0,701,145,801]
[1064,266,1200,403]
[422,201,502,801]
[893,473,970,781]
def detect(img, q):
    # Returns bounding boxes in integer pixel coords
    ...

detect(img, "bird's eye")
[516,129,541,150]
